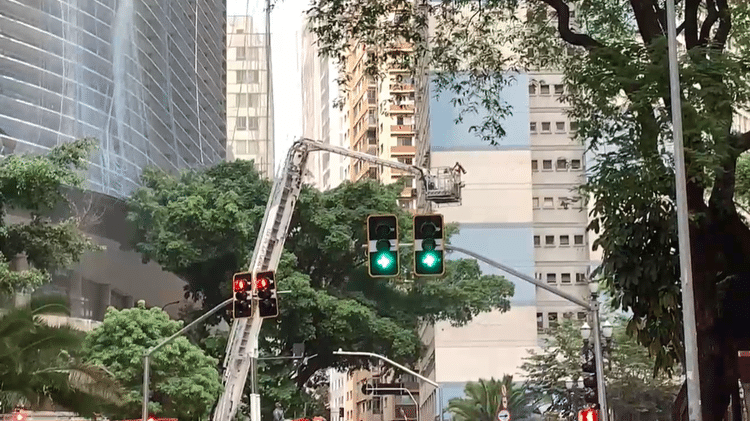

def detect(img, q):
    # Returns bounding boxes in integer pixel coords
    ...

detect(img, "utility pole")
[665,1,702,420]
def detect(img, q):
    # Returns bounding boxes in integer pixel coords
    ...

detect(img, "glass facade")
[0,0,227,197]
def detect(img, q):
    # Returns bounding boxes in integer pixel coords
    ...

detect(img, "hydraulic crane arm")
[213,137,464,421]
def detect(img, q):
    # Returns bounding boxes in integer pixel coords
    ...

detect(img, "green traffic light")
[370,251,398,276]
[415,250,444,275]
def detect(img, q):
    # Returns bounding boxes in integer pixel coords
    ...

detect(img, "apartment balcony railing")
[390,84,415,92]
[390,104,415,113]
[391,125,414,133]
[391,146,415,155]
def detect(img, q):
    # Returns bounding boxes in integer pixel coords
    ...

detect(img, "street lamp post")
[333,349,443,421]
[587,282,609,421]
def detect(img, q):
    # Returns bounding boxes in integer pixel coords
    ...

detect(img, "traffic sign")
[498,409,511,421]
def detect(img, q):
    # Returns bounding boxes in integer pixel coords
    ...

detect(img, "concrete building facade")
[0,0,227,197]
[226,15,274,178]
[300,24,347,191]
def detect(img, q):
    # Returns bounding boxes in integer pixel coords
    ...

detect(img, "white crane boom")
[212,137,463,421]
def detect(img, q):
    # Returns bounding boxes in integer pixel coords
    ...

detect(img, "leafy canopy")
[447,376,539,421]
[81,301,222,421]
[126,160,515,399]
[0,296,122,416]
[0,138,101,295]
[522,318,680,421]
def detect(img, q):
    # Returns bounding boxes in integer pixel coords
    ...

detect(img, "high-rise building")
[0,0,227,197]
[0,0,228,324]
[226,15,274,178]
[343,42,418,210]
[300,23,347,190]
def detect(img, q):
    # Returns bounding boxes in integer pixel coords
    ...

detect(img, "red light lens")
[234,278,247,292]
[256,278,268,290]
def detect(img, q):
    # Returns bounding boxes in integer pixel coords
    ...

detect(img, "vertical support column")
[68,271,84,318]
[142,354,150,421]
[97,282,111,321]
[591,302,609,421]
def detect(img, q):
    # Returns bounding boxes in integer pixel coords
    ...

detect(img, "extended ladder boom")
[213,137,463,421]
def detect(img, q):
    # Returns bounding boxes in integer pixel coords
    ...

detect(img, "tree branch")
[539,0,603,49]
[738,130,750,153]
[699,0,720,46]
[683,0,701,48]
[630,0,666,45]
[712,0,731,50]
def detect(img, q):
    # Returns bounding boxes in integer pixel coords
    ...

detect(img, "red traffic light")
[578,408,599,421]
[147,417,156,421]
[254,271,275,291]
[233,272,252,292]
[255,277,269,290]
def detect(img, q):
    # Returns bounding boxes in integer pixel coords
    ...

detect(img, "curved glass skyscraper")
[0,0,227,197]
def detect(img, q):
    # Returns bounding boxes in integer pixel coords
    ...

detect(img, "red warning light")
[256,277,269,290]
[234,278,246,292]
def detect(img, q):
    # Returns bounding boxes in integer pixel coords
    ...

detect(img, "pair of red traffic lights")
[232,270,278,319]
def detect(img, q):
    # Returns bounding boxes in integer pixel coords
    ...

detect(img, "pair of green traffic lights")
[367,214,445,277]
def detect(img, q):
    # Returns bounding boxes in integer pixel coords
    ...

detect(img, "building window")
[570,121,579,132]
[397,136,412,146]
[397,157,413,165]
[574,234,585,245]
[561,273,572,283]
[235,93,259,108]
[545,235,555,246]
[542,160,553,170]
[373,397,382,414]
[540,83,550,95]
[543,197,554,208]
[529,83,537,95]
[534,235,541,247]
[578,312,588,321]
[541,122,551,133]
[368,88,377,104]
[530,122,537,133]
[571,159,582,170]
[548,312,559,327]
[556,158,567,170]
[554,84,565,95]
[236,70,259,83]
[531,160,538,171]
[236,117,247,130]
[560,235,569,246]
[563,311,574,319]
[537,312,544,332]
[547,273,557,284]
[247,117,259,130]
[576,273,587,284]
[532,197,540,208]
[556,121,566,132]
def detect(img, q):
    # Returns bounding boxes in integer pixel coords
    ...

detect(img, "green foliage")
[81,301,222,421]
[447,376,539,421]
[522,318,679,421]
[0,138,101,296]
[0,296,122,416]
[126,160,515,406]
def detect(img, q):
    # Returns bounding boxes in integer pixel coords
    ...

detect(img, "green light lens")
[415,250,443,275]
[421,252,439,268]
[370,251,398,276]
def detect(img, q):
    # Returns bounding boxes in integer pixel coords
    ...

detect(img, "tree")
[306,1,750,419]
[447,376,539,421]
[81,301,222,421]
[0,296,122,416]
[0,138,101,295]
[126,161,515,406]
[522,318,680,421]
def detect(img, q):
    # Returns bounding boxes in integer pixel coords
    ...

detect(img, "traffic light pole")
[142,297,233,421]
[444,245,609,421]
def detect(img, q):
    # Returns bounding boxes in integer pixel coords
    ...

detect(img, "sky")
[227,0,309,172]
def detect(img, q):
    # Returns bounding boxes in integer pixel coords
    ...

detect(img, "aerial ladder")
[212,137,464,421]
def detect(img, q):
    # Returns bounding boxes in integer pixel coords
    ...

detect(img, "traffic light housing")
[233,272,253,318]
[582,350,599,406]
[413,214,445,276]
[367,214,399,277]
[256,270,279,318]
